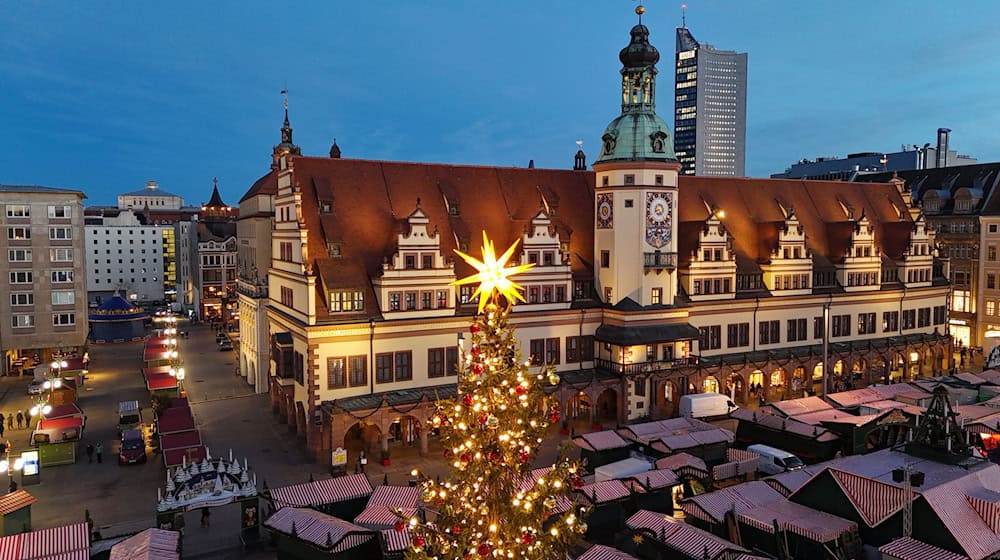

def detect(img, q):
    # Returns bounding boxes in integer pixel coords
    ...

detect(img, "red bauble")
[472,363,484,375]
[470,323,480,334]
[549,412,561,423]
[443,449,453,459]
[460,452,471,464]
[462,394,474,406]
[394,520,407,532]
[477,543,492,556]
[413,535,426,548]
[514,384,526,396]
[478,413,488,425]
[518,450,531,463]
[452,524,462,535]
[571,475,584,490]
[489,449,501,462]
[521,532,534,545]
[471,346,481,357]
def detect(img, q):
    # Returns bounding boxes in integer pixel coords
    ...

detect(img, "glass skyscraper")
[674,26,747,176]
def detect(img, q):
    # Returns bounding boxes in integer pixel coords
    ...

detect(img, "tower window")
[600,250,610,268]
[602,176,609,186]
[655,175,664,185]
[624,199,634,208]
[624,174,635,185]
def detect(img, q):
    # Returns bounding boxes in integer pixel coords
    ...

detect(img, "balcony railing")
[594,357,698,376]
[644,252,677,270]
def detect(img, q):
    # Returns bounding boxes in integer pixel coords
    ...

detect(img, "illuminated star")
[453,231,535,313]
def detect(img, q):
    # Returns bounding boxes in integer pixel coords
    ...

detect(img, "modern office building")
[251,9,950,464]
[774,128,978,180]
[85,209,170,305]
[674,23,747,176]
[0,185,88,376]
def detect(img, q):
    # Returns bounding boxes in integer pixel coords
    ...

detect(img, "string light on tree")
[400,232,588,559]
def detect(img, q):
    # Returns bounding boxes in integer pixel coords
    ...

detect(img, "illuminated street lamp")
[169,366,186,395]
[0,455,24,493]
[50,360,68,377]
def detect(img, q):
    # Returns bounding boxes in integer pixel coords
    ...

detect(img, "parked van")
[679,393,737,419]
[117,400,142,431]
[748,444,804,475]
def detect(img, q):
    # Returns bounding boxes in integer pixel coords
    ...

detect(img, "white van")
[748,444,805,475]
[679,393,737,419]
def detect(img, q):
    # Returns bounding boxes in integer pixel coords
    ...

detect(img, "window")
[394,351,412,381]
[51,291,74,305]
[556,286,566,302]
[699,325,722,350]
[10,293,32,306]
[814,316,824,339]
[47,205,71,218]
[405,292,417,311]
[624,174,635,185]
[634,378,646,397]
[6,205,29,217]
[10,271,32,284]
[7,249,31,262]
[787,318,807,342]
[624,199,634,208]
[460,286,475,305]
[545,338,560,365]
[918,307,931,328]
[11,315,33,328]
[349,356,366,387]
[389,293,401,311]
[858,312,876,335]
[727,323,749,348]
[604,287,613,303]
[445,347,458,376]
[989,301,997,316]
[428,348,445,378]
[376,353,393,383]
[52,313,75,326]
[330,289,364,312]
[991,224,999,233]
[883,311,899,332]
[933,305,947,325]
[436,290,448,308]
[759,320,780,345]
[902,309,916,330]
[48,227,72,240]
[530,339,545,365]
[280,286,294,307]
[600,250,610,268]
[279,242,293,261]
[50,248,73,262]
[990,274,996,290]
[422,254,433,269]
[655,175,664,185]
[327,357,346,389]
[7,227,30,240]
[832,315,851,337]
[421,291,432,309]
[649,287,663,305]
[566,336,580,363]
[991,245,997,261]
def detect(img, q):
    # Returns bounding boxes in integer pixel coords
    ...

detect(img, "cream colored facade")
[0,186,88,375]
[237,183,274,393]
[979,215,1000,352]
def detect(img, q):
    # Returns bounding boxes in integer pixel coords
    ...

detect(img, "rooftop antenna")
[681,3,687,27]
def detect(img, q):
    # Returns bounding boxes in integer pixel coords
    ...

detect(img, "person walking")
[15,411,23,430]
[95,442,103,463]
[0,415,5,438]
[85,443,94,463]
[200,507,210,528]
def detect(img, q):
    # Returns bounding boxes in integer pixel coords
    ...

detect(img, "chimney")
[936,128,951,169]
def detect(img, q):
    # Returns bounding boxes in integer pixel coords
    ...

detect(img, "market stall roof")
[763,465,827,497]
[626,509,754,559]
[654,452,709,479]
[156,410,195,434]
[43,403,83,420]
[162,446,205,467]
[143,347,172,362]
[793,409,881,427]
[159,430,201,450]
[825,388,885,408]
[379,529,411,555]
[577,479,631,505]
[0,521,91,559]
[738,499,858,543]
[109,528,180,560]
[264,507,375,553]
[650,427,734,454]
[354,506,416,529]
[730,407,840,443]
[146,373,178,391]
[577,544,640,560]
[143,366,172,376]
[623,468,680,493]
[145,336,169,347]
[767,396,833,418]
[37,416,84,432]
[573,430,630,452]
[617,417,723,445]
[680,480,784,525]
[879,537,970,560]
[366,485,420,509]
[269,473,373,509]
[0,489,36,516]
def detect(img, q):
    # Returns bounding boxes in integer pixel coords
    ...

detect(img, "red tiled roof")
[239,171,277,204]
[0,489,36,515]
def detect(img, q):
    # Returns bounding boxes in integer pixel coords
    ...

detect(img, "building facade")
[118,180,184,211]
[0,186,89,375]
[258,11,950,464]
[238,172,277,392]
[674,24,747,177]
[85,209,169,305]
[197,180,238,322]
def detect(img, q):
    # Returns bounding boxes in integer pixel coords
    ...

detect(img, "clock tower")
[593,5,681,307]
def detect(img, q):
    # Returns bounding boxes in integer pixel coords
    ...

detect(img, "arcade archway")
[703,376,721,394]
[596,389,618,424]
[344,422,382,459]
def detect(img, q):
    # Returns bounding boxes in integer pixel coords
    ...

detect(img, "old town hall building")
[248,13,951,463]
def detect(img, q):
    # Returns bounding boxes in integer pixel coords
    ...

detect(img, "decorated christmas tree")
[399,232,589,559]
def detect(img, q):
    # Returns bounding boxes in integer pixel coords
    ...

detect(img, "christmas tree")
[398,232,589,559]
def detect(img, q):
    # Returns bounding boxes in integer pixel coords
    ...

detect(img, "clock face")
[596,193,613,229]
[645,191,672,248]
[647,195,670,224]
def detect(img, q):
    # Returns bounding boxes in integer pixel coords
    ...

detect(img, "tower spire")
[273,88,301,160]
[681,3,687,28]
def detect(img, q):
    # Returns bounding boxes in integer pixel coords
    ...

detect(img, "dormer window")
[422,254,433,269]
[404,255,416,269]
[543,251,554,266]
[320,201,332,214]
[327,242,342,258]
[330,289,364,312]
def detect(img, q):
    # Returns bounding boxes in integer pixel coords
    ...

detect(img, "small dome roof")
[595,112,676,164]
[619,24,659,67]
[97,295,137,312]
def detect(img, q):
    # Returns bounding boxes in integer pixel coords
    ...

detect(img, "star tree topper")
[452,231,534,312]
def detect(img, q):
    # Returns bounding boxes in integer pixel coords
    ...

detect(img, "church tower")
[593,5,681,307]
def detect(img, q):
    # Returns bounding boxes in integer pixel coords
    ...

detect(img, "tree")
[399,233,588,559]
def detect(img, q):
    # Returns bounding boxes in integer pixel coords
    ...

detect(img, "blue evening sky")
[2,1,998,205]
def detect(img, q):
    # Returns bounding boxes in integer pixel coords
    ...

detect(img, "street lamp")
[169,367,186,395]
[0,455,24,493]
[50,360,68,378]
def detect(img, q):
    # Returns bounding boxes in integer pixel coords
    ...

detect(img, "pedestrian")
[15,411,23,430]
[8,478,16,493]
[86,443,94,463]
[200,507,210,528]
[95,442,103,463]
[0,416,5,438]
[359,451,367,474]
[6,415,11,432]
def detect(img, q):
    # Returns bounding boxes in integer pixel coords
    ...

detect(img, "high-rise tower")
[674,21,747,176]
[594,5,681,308]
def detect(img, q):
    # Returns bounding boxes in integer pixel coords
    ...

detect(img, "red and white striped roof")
[879,537,970,560]
[919,467,1000,560]
[617,417,720,445]
[626,510,746,559]
[827,468,908,527]
[0,534,22,560]
[655,453,707,473]
[379,528,411,553]
[763,466,825,497]
[367,485,420,509]
[573,430,630,451]
[354,506,416,529]
[109,528,180,560]
[270,474,373,509]
[624,468,680,492]
[16,522,89,559]
[577,480,631,505]
[825,387,885,408]
[680,481,783,525]
[738,499,857,543]
[264,507,374,552]
[576,544,639,560]
[966,488,1000,533]
[768,396,833,417]
[652,428,733,455]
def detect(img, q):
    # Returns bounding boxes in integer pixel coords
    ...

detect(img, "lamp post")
[822,301,831,397]
[169,366,186,396]
[50,360,68,379]
[0,454,24,493]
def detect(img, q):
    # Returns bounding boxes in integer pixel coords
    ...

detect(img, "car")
[27,380,45,395]
[218,339,233,351]
[119,429,147,465]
